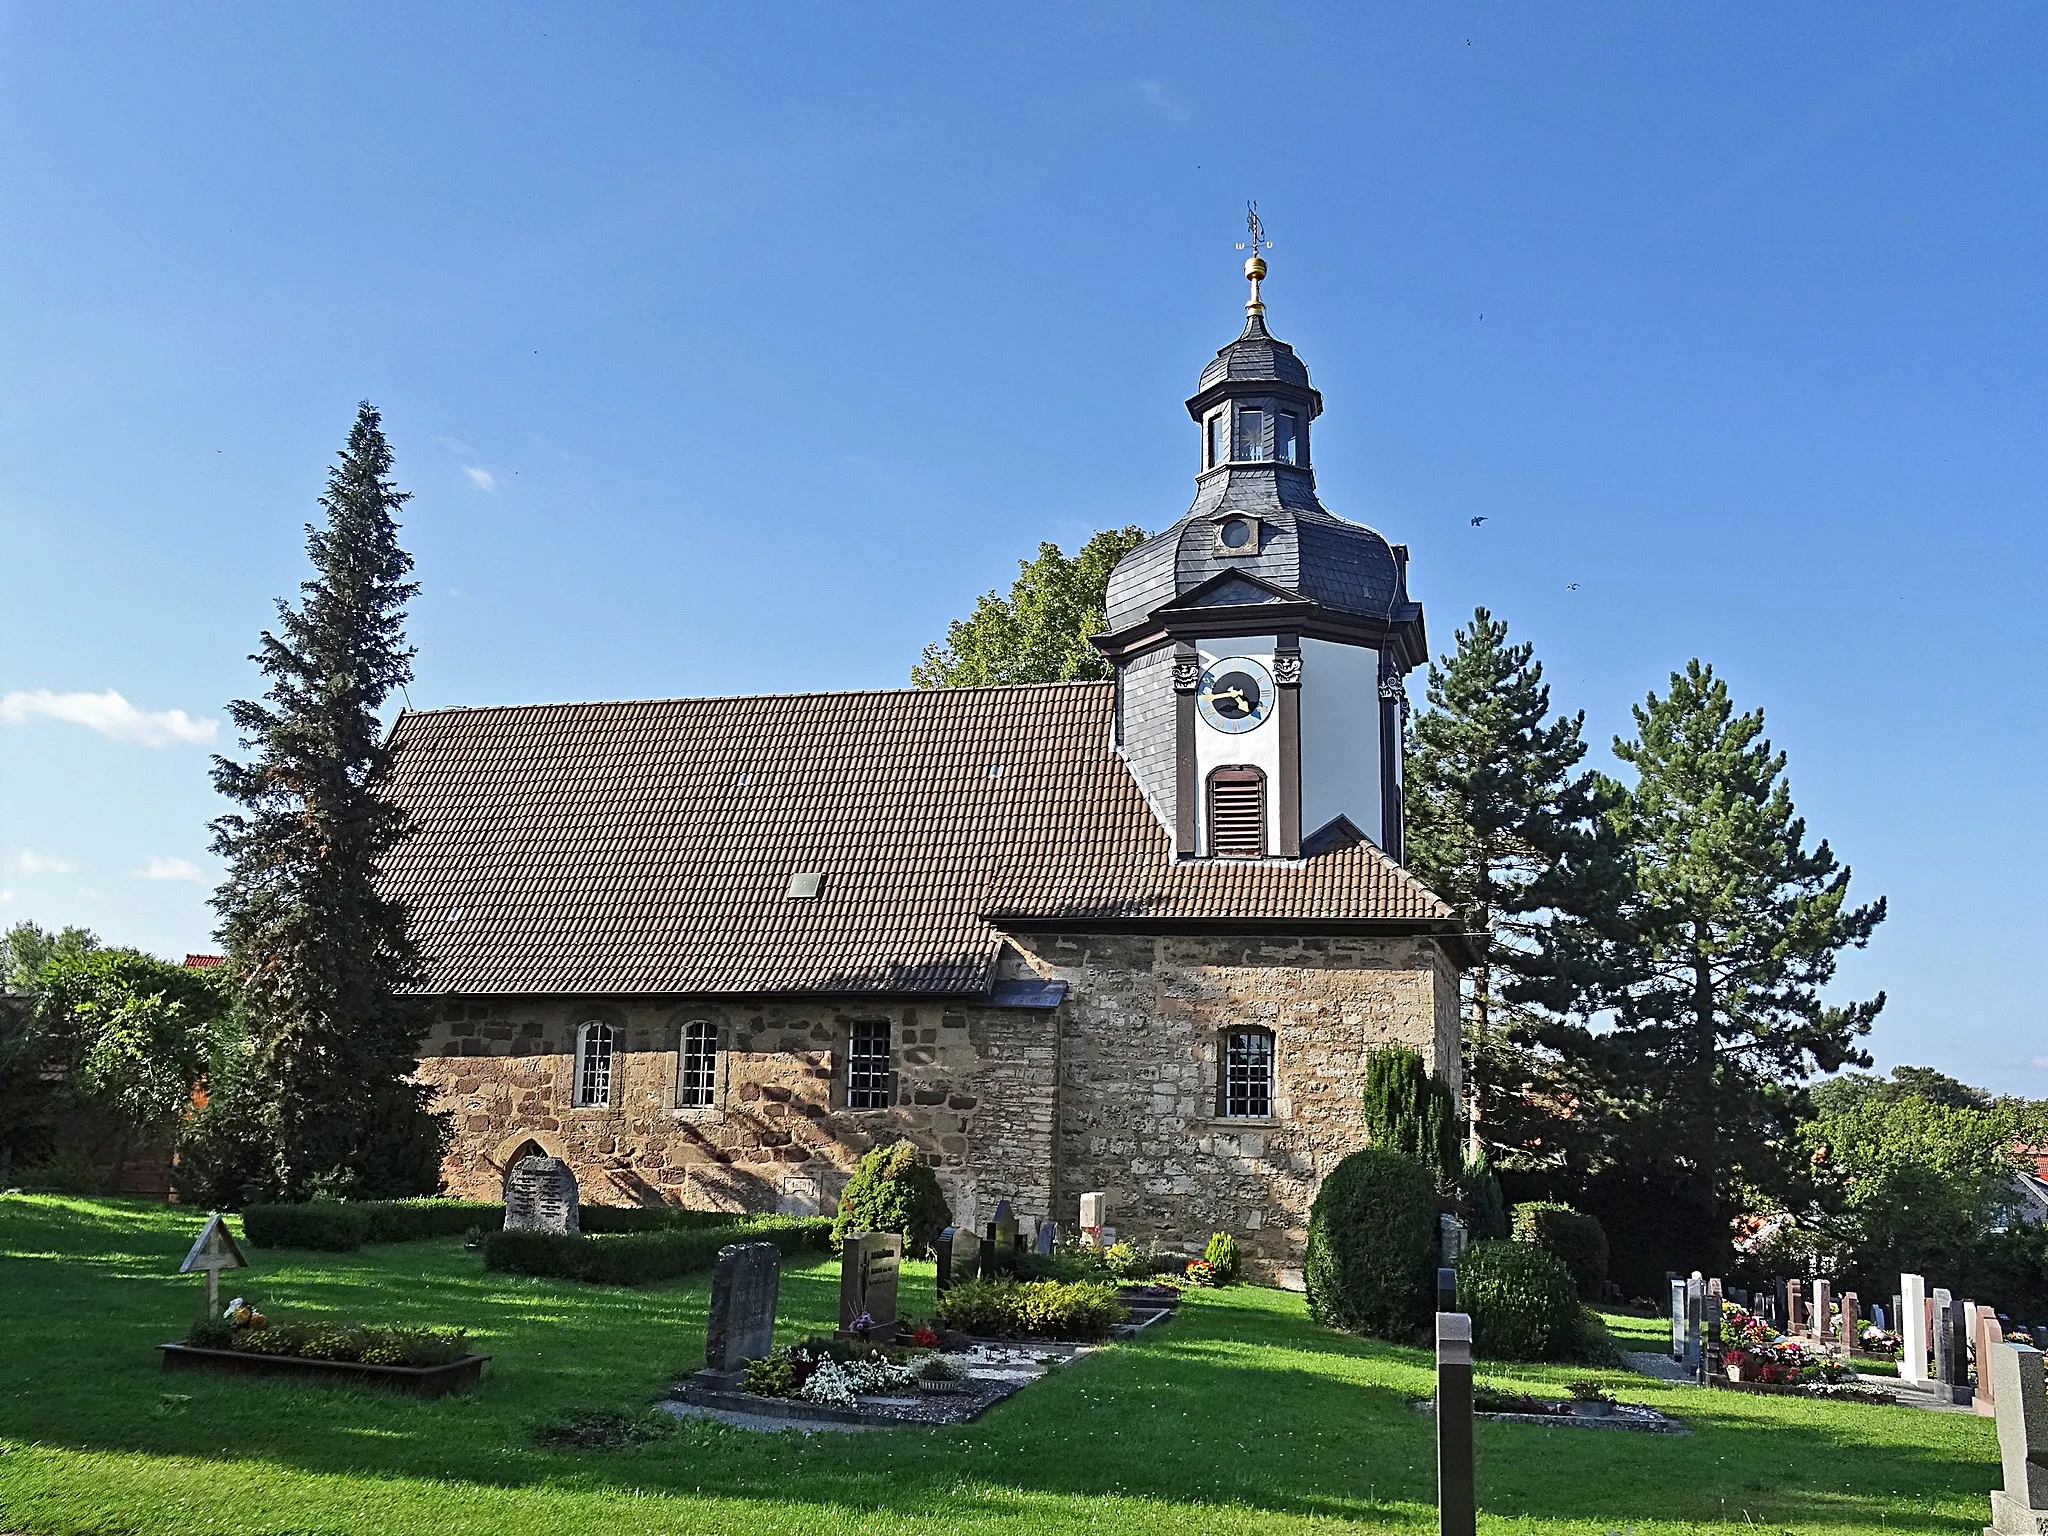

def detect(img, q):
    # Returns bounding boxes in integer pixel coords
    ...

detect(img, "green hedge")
[241,1199,759,1251]
[1510,1202,1609,1298]
[1457,1240,1580,1361]
[1303,1147,1438,1340]
[933,1278,1130,1340]
[483,1216,834,1285]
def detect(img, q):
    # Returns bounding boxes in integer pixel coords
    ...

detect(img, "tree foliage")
[833,1141,952,1256]
[207,402,447,1202]
[1360,1046,1460,1188]
[911,527,1149,688]
[1404,609,1628,1160]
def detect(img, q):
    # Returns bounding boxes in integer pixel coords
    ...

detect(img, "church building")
[386,253,1469,1280]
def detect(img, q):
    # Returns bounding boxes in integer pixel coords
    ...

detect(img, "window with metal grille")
[1208,766,1266,858]
[574,1021,615,1107]
[678,1019,718,1108]
[1221,1028,1275,1118]
[847,1018,891,1109]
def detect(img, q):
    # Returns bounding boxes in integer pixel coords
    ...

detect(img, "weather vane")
[1235,201,1273,317]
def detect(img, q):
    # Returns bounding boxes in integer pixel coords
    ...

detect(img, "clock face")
[1197,656,1275,734]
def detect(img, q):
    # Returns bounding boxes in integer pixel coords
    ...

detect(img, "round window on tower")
[1218,516,1255,551]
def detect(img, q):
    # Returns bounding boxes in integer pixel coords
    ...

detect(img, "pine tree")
[912,527,1148,687]
[209,402,447,1200]
[1404,608,1622,1156]
[1590,660,1885,1263]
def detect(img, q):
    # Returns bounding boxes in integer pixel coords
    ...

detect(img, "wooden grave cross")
[179,1212,247,1318]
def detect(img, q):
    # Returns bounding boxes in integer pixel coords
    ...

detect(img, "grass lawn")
[0,1196,2001,1535]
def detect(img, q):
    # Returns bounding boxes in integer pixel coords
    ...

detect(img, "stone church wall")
[1004,929,1460,1283]
[415,998,1058,1229]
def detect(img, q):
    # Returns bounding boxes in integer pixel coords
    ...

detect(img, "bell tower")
[1094,229,1426,863]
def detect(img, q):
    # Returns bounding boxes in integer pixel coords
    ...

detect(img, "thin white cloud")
[0,689,217,747]
[14,851,72,875]
[139,856,206,883]
[461,464,498,492]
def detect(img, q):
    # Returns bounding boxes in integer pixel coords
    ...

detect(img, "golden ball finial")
[1245,254,1267,281]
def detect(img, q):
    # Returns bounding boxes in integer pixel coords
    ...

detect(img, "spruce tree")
[1590,660,1885,1264]
[1404,608,1622,1156]
[210,403,446,1200]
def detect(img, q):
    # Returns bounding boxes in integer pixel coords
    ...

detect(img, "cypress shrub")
[1511,1202,1610,1298]
[833,1141,952,1256]
[1463,1151,1509,1241]
[1202,1231,1242,1283]
[1457,1240,1580,1361]
[483,1216,833,1285]
[242,1202,371,1251]
[1303,1147,1438,1339]
[1361,1047,1460,1186]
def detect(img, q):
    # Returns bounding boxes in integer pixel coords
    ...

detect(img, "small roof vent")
[785,871,825,900]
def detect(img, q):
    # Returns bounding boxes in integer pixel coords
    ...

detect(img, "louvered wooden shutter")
[1208,768,1266,858]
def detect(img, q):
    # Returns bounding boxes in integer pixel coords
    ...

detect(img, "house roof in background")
[381,681,1456,998]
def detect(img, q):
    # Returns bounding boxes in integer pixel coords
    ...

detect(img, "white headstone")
[1901,1273,1929,1387]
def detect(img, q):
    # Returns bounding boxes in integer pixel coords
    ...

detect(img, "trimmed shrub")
[1361,1047,1460,1187]
[1303,1147,1438,1339]
[483,1215,833,1285]
[1202,1231,1242,1284]
[934,1278,1129,1340]
[580,1206,745,1235]
[833,1141,952,1257]
[1511,1202,1610,1298]
[185,1314,469,1368]
[242,1202,371,1251]
[1457,1240,1580,1361]
[360,1200,504,1244]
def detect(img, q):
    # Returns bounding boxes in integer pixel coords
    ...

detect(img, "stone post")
[1978,1308,2006,1418]
[1813,1278,1832,1342]
[1901,1273,1929,1387]
[1436,1311,1476,1536]
[1985,1342,2047,1535]
[1840,1292,1859,1357]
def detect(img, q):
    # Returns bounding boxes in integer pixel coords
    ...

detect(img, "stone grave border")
[159,1343,491,1398]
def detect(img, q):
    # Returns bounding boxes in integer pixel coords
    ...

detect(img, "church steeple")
[1094,223,1428,867]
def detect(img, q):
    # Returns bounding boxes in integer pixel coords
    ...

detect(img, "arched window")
[1208,766,1267,858]
[1220,1028,1275,1119]
[574,1020,615,1107]
[678,1019,719,1108]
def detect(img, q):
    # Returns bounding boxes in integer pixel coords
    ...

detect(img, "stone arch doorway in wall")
[492,1129,565,1175]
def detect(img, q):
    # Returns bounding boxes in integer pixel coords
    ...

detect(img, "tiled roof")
[381,683,1456,999]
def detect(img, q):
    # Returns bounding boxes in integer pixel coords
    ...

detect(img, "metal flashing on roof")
[988,979,1069,1009]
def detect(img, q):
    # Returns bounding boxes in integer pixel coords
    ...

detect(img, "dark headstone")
[1701,1285,1725,1386]
[504,1155,580,1235]
[936,1227,957,1295]
[838,1231,903,1342]
[1436,1311,1476,1536]
[1035,1220,1057,1255]
[696,1242,780,1387]
[1437,1266,1458,1314]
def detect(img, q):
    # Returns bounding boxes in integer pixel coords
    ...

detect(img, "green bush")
[1361,1046,1460,1187]
[1457,1240,1580,1361]
[1463,1151,1509,1240]
[934,1277,1129,1340]
[242,1202,371,1251]
[1304,1147,1438,1339]
[1015,1249,1109,1283]
[1202,1231,1242,1284]
[579,1206,746,1235]
[360,1200,504,1244]
[833,1141,952,1257]
[483,1215,833,1285]
[1511,1202,1610,1298]
[183,1316,469,1368]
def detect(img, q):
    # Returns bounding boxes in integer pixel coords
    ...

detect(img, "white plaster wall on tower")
[1298,637,1382,845]
[1193,638,1281,855]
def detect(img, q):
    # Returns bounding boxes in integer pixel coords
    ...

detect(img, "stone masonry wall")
[1005,930,1459,1283]
[415,998,1057,1230]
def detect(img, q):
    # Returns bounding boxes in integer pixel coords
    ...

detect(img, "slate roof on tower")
[380,681,1458,999]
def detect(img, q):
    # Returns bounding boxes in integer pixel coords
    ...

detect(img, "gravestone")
[1670,1279,1688,1362]
[696,1242,781,1388]
[1985,1342,2048,1534]
[1902,1273,1930,1387]
[1813,1278,1833,1341]
[936,1226,962,1294]
[1936,1290,1961,1395]
[1978,1308,2006,1418]
[1079,1191,1105,1244]
[504,1154,580,1235]
[1701,1283,1725,1385]
[987,1198,1019,1276]
[178,1212,248,1319]
[1437,1266,1458,1314]
[1035,1219,1058,1255]
[1438,1213,1469,1266]
[1841,1291,1860,1356]
[838,1230,902,1342]
[1787,1278,1806,1339]
[1436,1311,1477,1536]
[1952,1298,1977,1406]
[1685,1273,1705,1370]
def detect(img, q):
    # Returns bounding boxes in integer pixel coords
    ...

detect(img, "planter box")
[160,1343,489,1398]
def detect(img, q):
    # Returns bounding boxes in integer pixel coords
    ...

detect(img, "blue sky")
[3,5,2043,1092]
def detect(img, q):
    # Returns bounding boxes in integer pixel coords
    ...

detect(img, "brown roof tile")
[382,681,1455,997]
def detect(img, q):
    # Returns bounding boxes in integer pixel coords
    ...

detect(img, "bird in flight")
[1566,582,1580,591]
[1470,516,1487,526]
